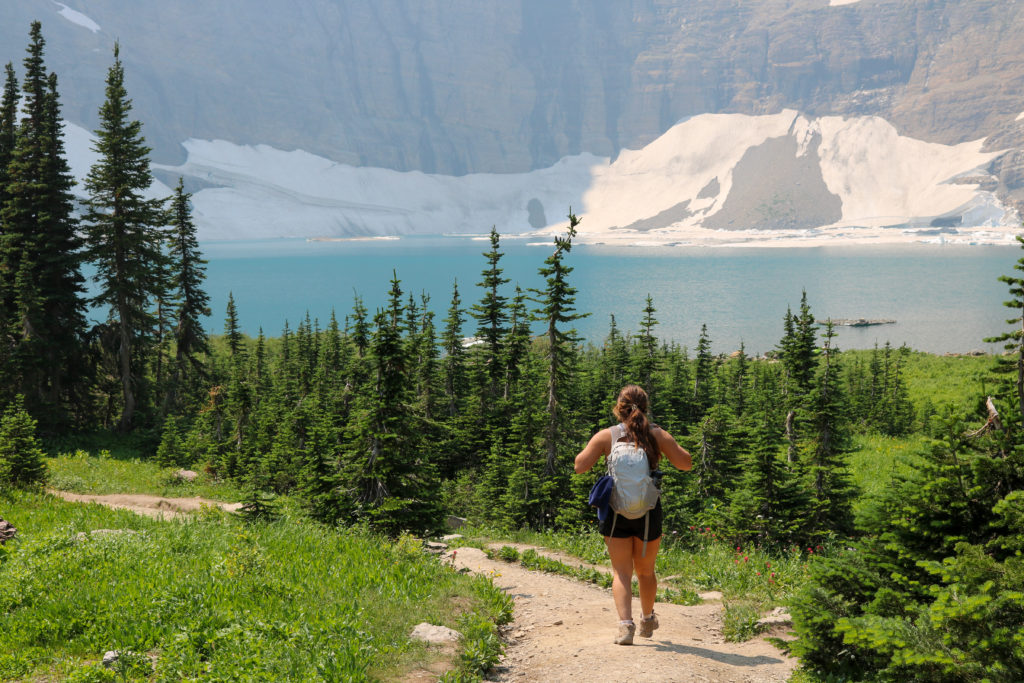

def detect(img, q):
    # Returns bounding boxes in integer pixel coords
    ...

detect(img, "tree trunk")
[117,309,134,432]
[785,410,796,463]
[546,322,558,475]
[1017,309,1024,426]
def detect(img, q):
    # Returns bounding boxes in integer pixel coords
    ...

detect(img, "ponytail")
[612,385,660,467]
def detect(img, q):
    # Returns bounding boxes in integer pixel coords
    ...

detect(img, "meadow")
[0,350,1004,681]
[0,490,511,681]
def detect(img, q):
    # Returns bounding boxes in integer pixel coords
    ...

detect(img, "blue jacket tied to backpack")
[589,474,614,523]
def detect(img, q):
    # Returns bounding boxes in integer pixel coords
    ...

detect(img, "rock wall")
[2,0,1024,202]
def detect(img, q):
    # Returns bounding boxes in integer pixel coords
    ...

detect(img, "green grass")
[846,432,929,519]
[0,490,511,681]
[721,601,768,642]
[44,450,247,502]
[458,523,812,616]
[898,350,996,415]
[462,525,609,565]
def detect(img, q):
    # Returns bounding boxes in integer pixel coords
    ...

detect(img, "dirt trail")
[49,491,796,681]
[450,545,797,683]
[49,490,242,519]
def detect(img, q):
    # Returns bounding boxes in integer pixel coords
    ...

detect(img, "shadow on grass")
[42,429,159,461]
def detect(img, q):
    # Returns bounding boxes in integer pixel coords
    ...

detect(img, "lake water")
[194,237,1021,355]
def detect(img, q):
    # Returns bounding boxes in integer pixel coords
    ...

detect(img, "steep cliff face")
[2,0,1023,227]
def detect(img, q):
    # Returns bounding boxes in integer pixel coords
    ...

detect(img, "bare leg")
[632,536,661,617]
[604,535,635,621]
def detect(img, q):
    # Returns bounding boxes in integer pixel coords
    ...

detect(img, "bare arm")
[574,429,612,474]
[654,427,692,471]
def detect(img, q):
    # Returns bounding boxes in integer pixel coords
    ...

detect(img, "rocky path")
[48,490,797,681]
[48,490,242,519]
[449,545,797,683]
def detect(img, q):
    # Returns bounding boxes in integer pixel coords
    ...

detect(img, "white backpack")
[606,423,660,553]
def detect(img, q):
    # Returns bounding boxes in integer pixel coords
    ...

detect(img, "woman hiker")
[574,385,692,645]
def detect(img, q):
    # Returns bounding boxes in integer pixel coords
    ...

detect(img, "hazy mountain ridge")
[2,0,1023,240]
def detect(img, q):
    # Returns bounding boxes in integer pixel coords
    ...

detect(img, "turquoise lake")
[193,237,1020,356]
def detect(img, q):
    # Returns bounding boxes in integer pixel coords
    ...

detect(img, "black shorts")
[598,499,662,541]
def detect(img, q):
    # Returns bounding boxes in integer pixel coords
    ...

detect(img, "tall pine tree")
[84,42,168,430]
[0,24,88,428]
[985,234,1024,426]
[471,226,509,404]
[531,211,586,476]
[164,179,211,414]
[0,62,18,217]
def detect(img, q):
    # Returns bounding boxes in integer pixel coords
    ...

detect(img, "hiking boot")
[614,622,635,645]
[639,613,659,638]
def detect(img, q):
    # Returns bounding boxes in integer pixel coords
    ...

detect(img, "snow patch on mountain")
[69,110,1018,246]
[52,2,100,33]
[816,115,1000,227]
[155,140,597,240]
[63,120,173,201]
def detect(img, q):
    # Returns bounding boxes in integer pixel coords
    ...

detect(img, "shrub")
[155,416,187,468]
[785,412,1024,680]
[721,602,767,642]
[0,396,47,489]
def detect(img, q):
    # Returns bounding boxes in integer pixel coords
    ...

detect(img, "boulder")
[423,541,448,554]
[0,518,16,544]
[756,607,792,629]
[446,515,467,530]
[410,623,461,644]
[174,469,199,482]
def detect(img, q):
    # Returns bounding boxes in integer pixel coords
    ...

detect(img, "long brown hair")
[612,385,660,467]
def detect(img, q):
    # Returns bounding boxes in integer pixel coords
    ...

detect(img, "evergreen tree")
[632,295,660,402]
[780,291,817,398]
[346,308,441,535]
[0,395,46,489]
[502,284,531,401]
[83,42,168,431]
[660,342,693,431]
[0,25,89,428]
[788,409,1024,680]
[801,320,856,537]
[0,62,18,215]
[727,342,750,418]
[877,343,914,435]
[471,226,509,403]
[224,292,244,363]
[155,415,187,468]
[691,403,741,506]
[297,409,346,524]
[253,327,267,388]
[349,293,370,357]
[530,211,586,476]
[441,279,467,419]
[692,323,714,416]
[726,365,805,545]
[411,292,440,420]
[165,179,211,414]
[985,234,1024,426]
[586,315,629,433]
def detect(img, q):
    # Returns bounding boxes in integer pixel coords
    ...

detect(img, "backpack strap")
[611,423,625,443]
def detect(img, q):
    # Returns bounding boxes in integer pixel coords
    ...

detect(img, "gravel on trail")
[449,545,797,683]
